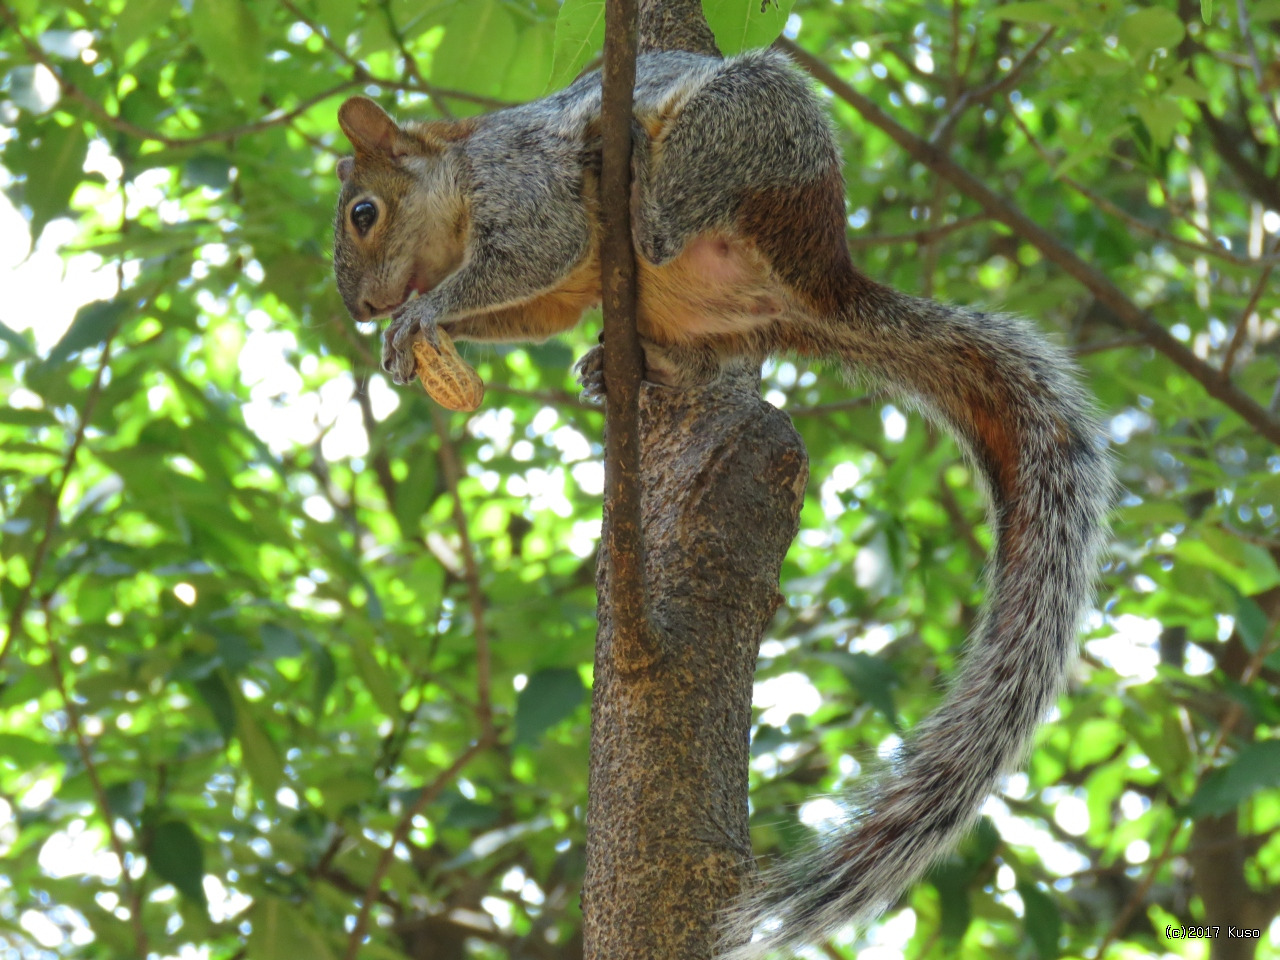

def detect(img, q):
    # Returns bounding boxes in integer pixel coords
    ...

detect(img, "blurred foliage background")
[1,0,1279,958]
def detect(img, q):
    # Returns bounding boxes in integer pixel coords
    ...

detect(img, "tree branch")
[781,38,1280,446]
[600,0,656,671]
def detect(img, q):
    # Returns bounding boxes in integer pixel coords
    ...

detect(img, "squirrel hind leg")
[638,233,783,342]
[575,339,723,396]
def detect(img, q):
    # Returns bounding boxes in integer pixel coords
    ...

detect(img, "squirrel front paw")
[382,303,440,385]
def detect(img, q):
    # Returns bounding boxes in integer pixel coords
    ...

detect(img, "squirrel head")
[332,97,469,323]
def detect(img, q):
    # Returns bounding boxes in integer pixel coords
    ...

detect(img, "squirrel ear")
[338,97,409,157]
[336,156,354,181]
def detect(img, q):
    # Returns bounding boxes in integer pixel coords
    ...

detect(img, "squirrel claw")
[575,345,606,402]
[383,301,442,385]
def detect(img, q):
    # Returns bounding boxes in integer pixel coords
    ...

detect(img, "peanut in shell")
[412,329,484,412]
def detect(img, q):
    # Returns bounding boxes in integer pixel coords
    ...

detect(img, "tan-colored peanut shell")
[412,330,484,412]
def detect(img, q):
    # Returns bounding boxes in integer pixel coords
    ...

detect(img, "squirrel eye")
[351,200,378,235]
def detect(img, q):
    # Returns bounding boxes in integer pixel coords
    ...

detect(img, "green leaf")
[1165,73,1209,100]
[1187,741,1280,818]
[193,673,237,740]
[441,795,502,830]
[184,155,233,189]
[261,623,303,660]
[1199,0,1212,21]
[315,0,361,45]
[351,643,403,716]
[929,861,972,939]
[0,320,36,359]
[1253,0,1280,20]
[392,453,438,537]
[1119,7,1186,57]
[311,642,337,716]
[1061,49,1127,78]
[248,898,336,960]
[814,651,899,729]
[502,24,554,101]
[190,0,264,103]
[44,297,128,366]
[406,555,446,620]
[234,696,284,793]
[5,119,89,242]
[104,780,147,820]
[115,0,172,56]
[1018,880,1062,959]
[69,223,207,259]
[0,733,60,768]
[996,1,1077,25]
[431,1,518,98]
[547,0,605,91]
[1068,718,1124,768]
[702,0,796,55]
[1174,535,1280,594]
[1230,588,1268,649]
[146,820,208,908]
[318,773,376,816]
[514,667,585,745]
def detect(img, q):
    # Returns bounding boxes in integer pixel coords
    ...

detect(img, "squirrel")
[332,47,1112,960]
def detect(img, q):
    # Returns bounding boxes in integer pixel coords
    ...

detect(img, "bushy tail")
[718,290,1112,959]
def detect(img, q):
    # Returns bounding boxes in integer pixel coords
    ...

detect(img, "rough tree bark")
[581,2,809,958]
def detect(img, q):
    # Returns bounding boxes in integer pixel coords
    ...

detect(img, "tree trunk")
[582,7,807,956]
[583,370,806,960]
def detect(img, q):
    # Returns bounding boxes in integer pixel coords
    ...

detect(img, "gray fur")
[332,48,1113,959]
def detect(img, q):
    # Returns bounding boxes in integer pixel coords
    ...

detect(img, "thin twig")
[947,0,963,107]
[1093,625,1280,957]
[1066,829,1275,881]
[930,26,1057,145]
[788,395,878,417]
[273,0,508,111]
[846,213,986,250]
[1235,0,1280,142]
[47,624,149,955]
[376,0,426,85]
[1008,106,1276,269]
[341,737,492,960]
[782,37,1280,447]
[430,407,493,735]
[937,472,986,563]
[1072,335,1148,357]
[0,1,504,151]
[1222,237,1280,376]
[483,381,600,411]
[600,0,656,670]
[0,339,114,680]
[0,2,360,144]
